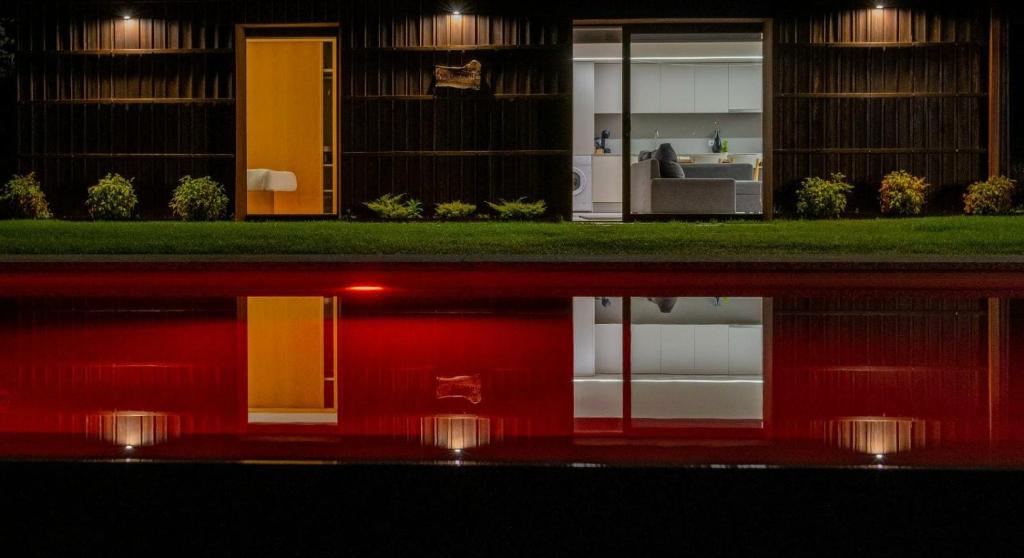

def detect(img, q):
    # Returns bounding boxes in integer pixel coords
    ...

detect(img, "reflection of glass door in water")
[573,295,766,434]
[629,296,765,430]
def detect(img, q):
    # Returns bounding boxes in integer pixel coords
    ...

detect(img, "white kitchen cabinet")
[631,324,662,374]
[693,64,730,114]
[572,62,596,154]
[659,64,696,114]
[594,63,622,114]
[630,63,661,114]
[591,155,621,203]
[660,324,696,374]
[728,63,762,112]
[594,324,623,374]
[728,325,763,375]
[693,324,730,374]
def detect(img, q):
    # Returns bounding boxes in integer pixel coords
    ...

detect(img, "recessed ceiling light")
[123,14,132,20]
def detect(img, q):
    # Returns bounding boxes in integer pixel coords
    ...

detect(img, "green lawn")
[0,217,1022,257]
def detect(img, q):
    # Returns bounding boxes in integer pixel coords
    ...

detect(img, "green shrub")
[86,173,138,220]
[795,173,853,219]
[486,198,547,220]
[434,201,477,220]
[880,170,928,216]
[169,175,229,221]
[364,193,423,219]
[0,172,51,219]
[963,175,1017,215]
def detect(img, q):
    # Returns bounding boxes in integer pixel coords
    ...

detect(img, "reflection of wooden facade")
[12,2,1009,217]
[771,297,992,447]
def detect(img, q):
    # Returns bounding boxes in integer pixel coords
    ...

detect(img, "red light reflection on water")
[0,271,1022,467]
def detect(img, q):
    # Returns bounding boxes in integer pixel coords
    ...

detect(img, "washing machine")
[572,155,593,213]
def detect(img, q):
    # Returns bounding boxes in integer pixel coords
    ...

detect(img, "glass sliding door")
[244,37,337,217]
[572,26,624,221]
[623,25,765,218]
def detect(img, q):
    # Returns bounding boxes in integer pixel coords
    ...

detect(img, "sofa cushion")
[651,178,735,214]
[735,180,761,196]
[653,143,686,179]
[681,163,753,181]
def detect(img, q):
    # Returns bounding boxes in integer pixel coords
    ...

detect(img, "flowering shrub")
[0,173,51,219]
[880,170,928,216]
[795,173,853,219]
[963,175,1017,215]
[86,173,137,220]
[169,175,229,221]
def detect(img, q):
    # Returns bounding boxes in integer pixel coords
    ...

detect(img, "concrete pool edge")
[4,253,1024,272]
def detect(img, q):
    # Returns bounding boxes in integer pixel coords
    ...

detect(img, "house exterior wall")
[12,1,1005,219]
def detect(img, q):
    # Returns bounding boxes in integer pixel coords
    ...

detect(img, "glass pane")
[245,38,337,216]
[627,31,764,215]
[573,296,624,433]
[630,296,764,428]
[572,26,623,221]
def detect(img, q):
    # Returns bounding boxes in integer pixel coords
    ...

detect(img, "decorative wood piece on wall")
[434,60,482,91]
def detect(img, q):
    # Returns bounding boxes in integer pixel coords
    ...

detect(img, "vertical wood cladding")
[17,2,998,218]
[15,0,236,218]
[16,0,570,218]
[773,7,991,214]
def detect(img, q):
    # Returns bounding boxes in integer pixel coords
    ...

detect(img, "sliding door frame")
[610,19,773,221]
[234,23,341,220]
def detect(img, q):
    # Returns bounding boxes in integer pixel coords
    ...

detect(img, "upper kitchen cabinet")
[659,64,696,114]
[630,64,661,114]
[693,64,730,113]
[728,63,762,112]
[590,62,761,115]
[594,63,622,114]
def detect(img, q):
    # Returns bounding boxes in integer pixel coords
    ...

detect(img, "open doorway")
[236,27,338,218]
[572,22,769,221]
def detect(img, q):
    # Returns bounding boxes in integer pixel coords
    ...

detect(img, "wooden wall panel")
[15,0,236,219]
[773,7,991,214]
[16,0,571,218]
[18,2,997,218]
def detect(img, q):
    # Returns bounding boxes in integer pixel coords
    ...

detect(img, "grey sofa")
[630,160,762,214]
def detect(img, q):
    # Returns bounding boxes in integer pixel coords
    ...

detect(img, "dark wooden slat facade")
[15,0,571,219]
[773,6,994,214]
[13,1,1005,218]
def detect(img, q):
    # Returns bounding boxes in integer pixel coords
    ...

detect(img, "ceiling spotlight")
[875,4,884,9]
[123,14,132,20]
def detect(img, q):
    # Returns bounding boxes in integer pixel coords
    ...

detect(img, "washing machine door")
[572,165,592,212]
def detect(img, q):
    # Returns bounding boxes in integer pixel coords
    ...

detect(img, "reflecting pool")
[2,266,1024,467]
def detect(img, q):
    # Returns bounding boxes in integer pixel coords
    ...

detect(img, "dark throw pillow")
[652,143,685,179]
